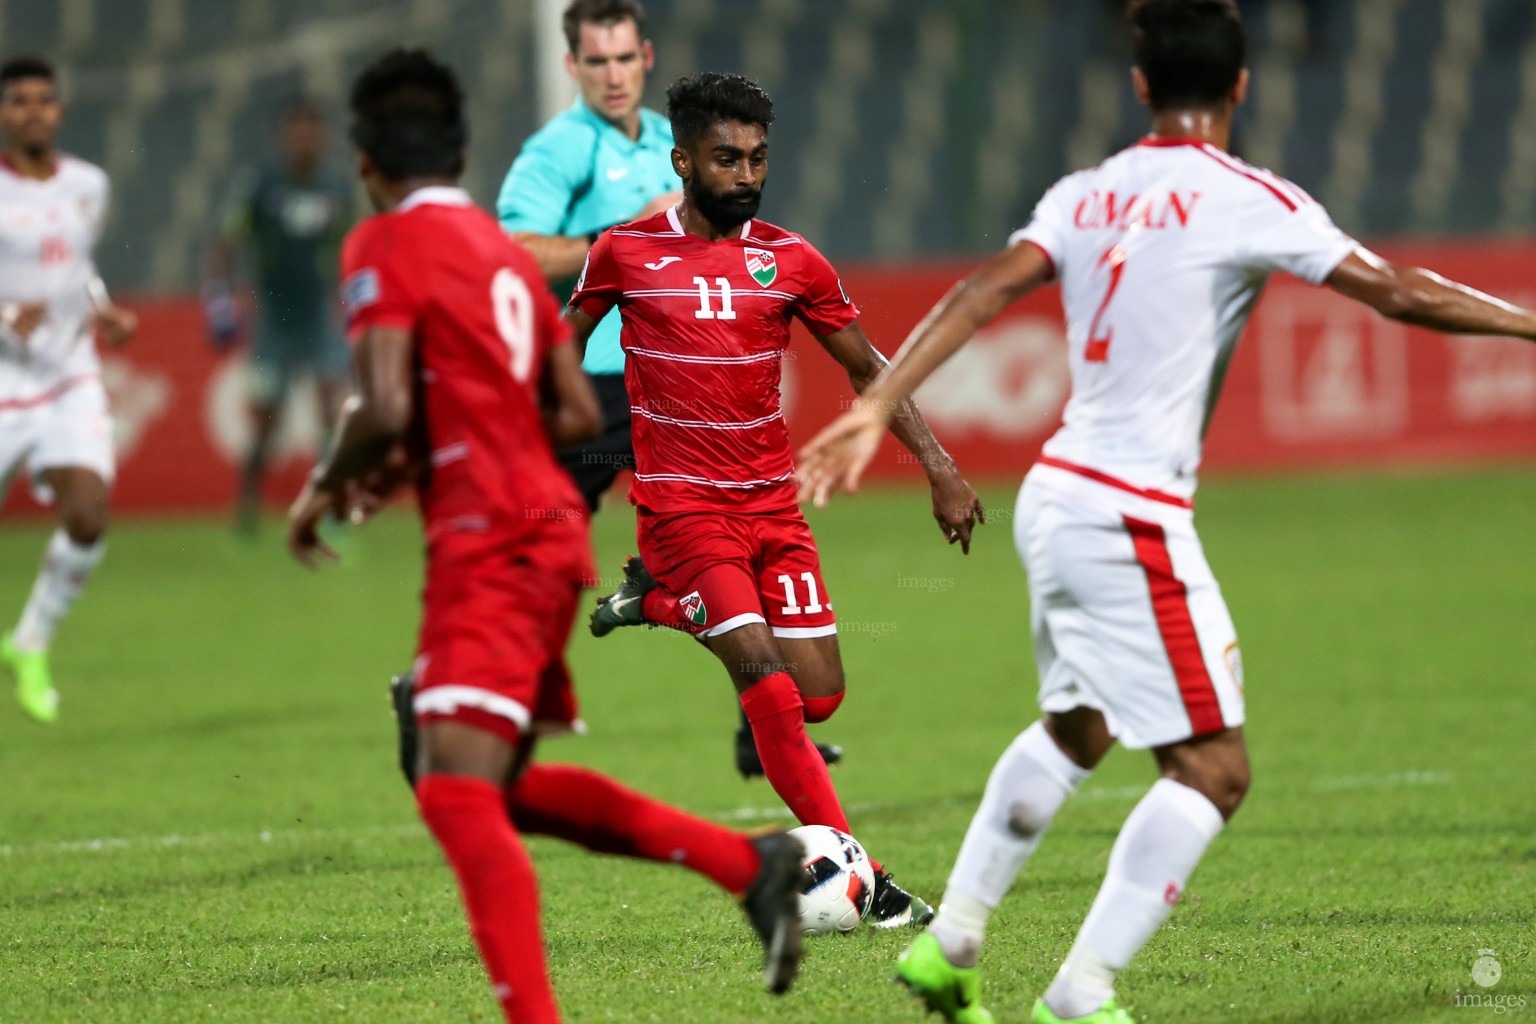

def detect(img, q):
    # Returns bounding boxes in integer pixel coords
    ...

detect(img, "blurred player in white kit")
[0,56,137,723]
[799,2,1536,1021]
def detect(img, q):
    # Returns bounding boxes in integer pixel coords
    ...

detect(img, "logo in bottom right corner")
[1475,951,1504,989]
[1455,950,1528,1014]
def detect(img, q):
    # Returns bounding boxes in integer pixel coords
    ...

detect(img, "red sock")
[418,774,560,1024]
[740,672,851,832]
[802,691,845,723]
[641,587,694,631]
[507,763,761,893]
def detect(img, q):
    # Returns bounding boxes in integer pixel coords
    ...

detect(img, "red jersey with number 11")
[570,207,858,514]
[340,186,589,560]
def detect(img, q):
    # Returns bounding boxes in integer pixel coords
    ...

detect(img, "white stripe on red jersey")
[1012,136,1357,499]
[572,208,858,514]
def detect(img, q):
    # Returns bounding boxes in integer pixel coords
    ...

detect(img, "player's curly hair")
[349,48,466,180]
[0,55,55,88]
[1128,0,1246,111]
[666,73,774,148]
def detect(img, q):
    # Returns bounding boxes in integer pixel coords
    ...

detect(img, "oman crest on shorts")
[744,247,777,287]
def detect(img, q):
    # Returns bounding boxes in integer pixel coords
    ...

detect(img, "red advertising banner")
[5,242,1534,516]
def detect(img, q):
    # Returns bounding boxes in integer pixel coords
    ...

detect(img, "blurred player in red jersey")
[288,50,805,1023]
[569,72,986,929]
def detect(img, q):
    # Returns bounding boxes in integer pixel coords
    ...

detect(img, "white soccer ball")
[790,824,876,935]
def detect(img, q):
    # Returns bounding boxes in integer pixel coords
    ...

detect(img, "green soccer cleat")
[589,555,657,637]
[3,633,59,724]
[1031,996,1136,1024]
[895,932,994,1024]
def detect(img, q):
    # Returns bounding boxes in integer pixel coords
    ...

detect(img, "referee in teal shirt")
[497,0,679,511]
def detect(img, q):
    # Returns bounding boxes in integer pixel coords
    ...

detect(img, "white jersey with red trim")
[0,155,111,404]
[1013,136,1357,500]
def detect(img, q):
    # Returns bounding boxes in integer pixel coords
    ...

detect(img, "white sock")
[929,721,1091,967]
[1043,778,1225,1018]
[12,529,105,653]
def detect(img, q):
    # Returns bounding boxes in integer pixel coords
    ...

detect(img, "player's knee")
[1043,709,1114,770]
[802,689,845,724]
[1214,757,1252,818]
[417,721,517,783]
[1174,755,1249,820]
[61,503,107,546]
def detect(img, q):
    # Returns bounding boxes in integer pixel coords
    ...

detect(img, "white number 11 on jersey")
[693,276,737,320]
[777,573,824,615]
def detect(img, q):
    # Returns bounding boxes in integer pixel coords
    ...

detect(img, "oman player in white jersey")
[799,2,1536,1022]
[0,56,137,724]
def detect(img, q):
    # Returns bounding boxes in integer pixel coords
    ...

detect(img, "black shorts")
[557,373,634,512]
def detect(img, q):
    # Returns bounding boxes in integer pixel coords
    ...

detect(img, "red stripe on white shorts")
[1122,515,1225,737]
[1036,456,1193,509]
[0,373,98,413]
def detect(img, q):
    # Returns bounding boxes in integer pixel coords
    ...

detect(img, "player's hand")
[4,301,49,342]
[94,305,138,349]
[201,282,242,350]
[927,469,985,555]
[796,402,891,508]
[288,480,346,569]
[345,443,421,525]
[635,189,684,220]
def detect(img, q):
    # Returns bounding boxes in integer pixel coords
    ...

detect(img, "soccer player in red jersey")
[570,72,987,928]
[288,50,805,1024]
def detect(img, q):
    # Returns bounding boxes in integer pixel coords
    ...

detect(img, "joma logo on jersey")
[679,590,708,626]
[1073,190,1202,231]
[744,247,777,287]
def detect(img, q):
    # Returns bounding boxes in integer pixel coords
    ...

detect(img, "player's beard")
[690,177,761,231]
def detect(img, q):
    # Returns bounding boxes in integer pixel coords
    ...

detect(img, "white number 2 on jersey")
[491,267,535,382]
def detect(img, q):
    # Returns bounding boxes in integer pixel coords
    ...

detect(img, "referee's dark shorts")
[557,373,634,512]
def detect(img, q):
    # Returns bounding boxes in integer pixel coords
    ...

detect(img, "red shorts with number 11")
[636,506,837,640]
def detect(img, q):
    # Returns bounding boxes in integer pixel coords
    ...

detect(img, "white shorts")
[0,377,115,505]
[1015,462,1245,750]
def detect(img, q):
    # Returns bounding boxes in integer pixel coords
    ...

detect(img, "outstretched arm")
[798,240,1055,506]
[815,322,986,552]
[1325,249,1536,340]
[288,326,413,566]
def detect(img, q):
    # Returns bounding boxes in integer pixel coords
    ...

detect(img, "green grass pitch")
[0,468,1531,1023]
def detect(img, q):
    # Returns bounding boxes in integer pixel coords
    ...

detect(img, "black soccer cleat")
[390,670,419,790]
[740,831,806,995]
[866,870,936,929]
[735,722,843,780]
[589,555,658,637]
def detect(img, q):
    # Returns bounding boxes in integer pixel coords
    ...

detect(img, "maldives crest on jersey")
[744,247,778,287]
[679,590,708,626]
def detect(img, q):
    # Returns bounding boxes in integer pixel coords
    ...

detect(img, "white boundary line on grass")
[718,769,1458,823]
[0,822,423,859]
[0,770,1455,859]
